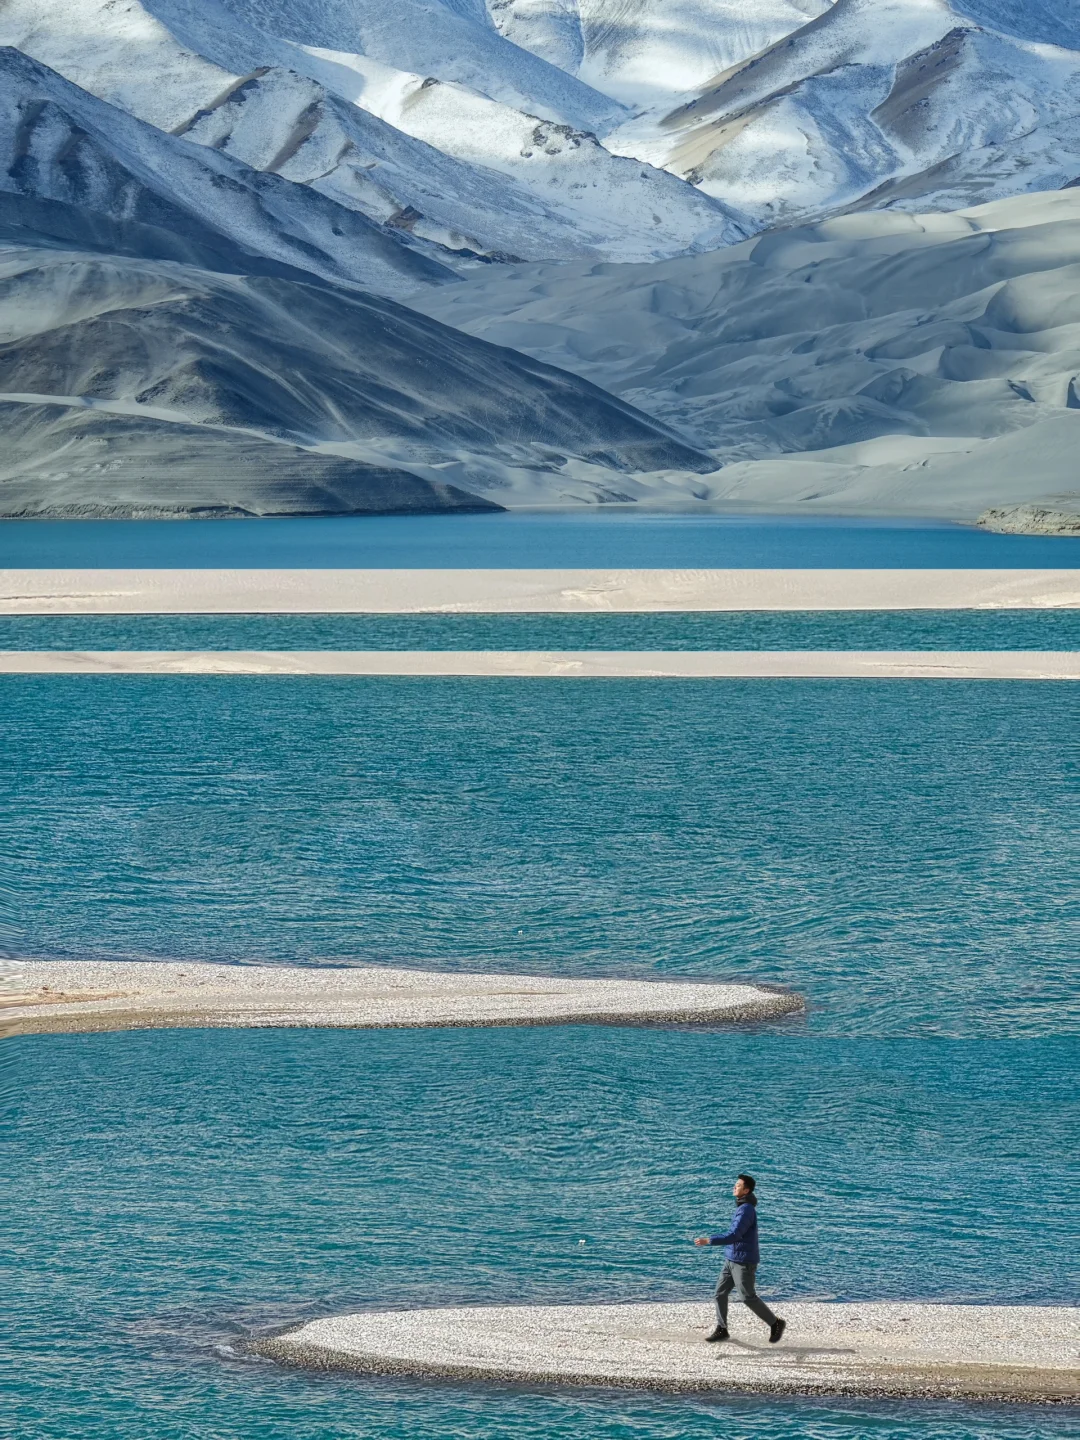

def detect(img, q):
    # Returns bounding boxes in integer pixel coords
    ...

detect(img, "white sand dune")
[417,189,1080,516]
[2,568,1077,614]
[253,1299,1080,1403]
[1,651,1077,679]
[5,960,801,1036]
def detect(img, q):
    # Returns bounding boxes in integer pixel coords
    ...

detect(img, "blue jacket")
[708,1197,760,1265]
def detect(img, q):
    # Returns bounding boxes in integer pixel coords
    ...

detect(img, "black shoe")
[768,1318,786,1345]
[705,1326,729,1343]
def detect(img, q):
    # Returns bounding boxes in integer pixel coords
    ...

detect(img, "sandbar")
[4,961,801,1037]
[1,650,1077,678]
[1,568,1078,613]
[252,1300,1080,1404]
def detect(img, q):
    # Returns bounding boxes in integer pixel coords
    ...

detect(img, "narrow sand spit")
[251,1301,1080,1404]
[1,568,1077,614]
[4,962,801,1037]
[1,651,1077,678]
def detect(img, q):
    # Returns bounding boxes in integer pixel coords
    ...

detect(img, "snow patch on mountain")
[195,0,1080,234]
[0,1,533,260]
[292,44,745,257]
[486,0,832,107]
[5,0,744,262]
[151,0,625,132]
[0,47,452,296]
[0,0,227,133]
[605,0,1080,225]
[950,0,1079,52]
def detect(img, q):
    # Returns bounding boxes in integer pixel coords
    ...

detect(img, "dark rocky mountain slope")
[0,245,715,515]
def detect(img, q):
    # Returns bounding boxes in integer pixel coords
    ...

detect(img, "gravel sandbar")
[4,961,801,1036]
[253,1300,1080,1404]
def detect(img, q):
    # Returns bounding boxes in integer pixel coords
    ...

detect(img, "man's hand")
[694,1236,711,1246]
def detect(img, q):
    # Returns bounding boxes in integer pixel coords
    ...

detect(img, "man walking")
[694,1173,786,1344]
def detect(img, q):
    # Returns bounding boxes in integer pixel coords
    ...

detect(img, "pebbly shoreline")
[3,961,802,1037]
[250,1300,1080,1405]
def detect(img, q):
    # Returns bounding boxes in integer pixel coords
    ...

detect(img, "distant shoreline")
[1,568,1078,614]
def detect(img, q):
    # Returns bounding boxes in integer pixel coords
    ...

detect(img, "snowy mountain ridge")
[0,0,744,264]
[4,0,1078,260]
[0,0,1077,517]
[0,47,452,296]
[603,0,1080,226]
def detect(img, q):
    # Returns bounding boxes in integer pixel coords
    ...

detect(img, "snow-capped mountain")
[485,0,832,107]
[949,0,1078,51]
[7,0,1077,257]
[608,0,1080,225]
[1,0,745,264]
[162,0,1080,228]
[0,47,451,295]
[1,0,1078,516]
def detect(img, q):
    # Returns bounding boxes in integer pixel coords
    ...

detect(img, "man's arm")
[693,1205,753,1247]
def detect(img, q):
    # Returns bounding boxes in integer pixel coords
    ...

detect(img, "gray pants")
[715,1262,778,1330]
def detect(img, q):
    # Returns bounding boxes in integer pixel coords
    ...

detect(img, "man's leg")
[714,1262,735,1328]
[730,1264,779,1329]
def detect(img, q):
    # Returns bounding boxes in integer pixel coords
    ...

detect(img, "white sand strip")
[1,650,1077,678]
[1,568,1077,613]
[253,1300,1080,1404]
[4,961,801,1037]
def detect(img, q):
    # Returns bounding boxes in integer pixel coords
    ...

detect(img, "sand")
[4,961,801,1037]
[414,192,1080,518]
[1,568,1078,614]
[1,650,1077,678]
[252,1300,1080,1404]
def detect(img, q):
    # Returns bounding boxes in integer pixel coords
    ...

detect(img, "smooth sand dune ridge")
[1,650,1078,678]
[2,568,1079,613]
[417,191,1080,478]
[4,962,801,1036]
[253,1301,1080,1404]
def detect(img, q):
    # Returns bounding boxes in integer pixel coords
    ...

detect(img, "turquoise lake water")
[4,678,1077,1036]
[5,671,1077,1438]
[6,1027,1078,1439]
[3,610,1080,651]
[2,512,1078,568]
